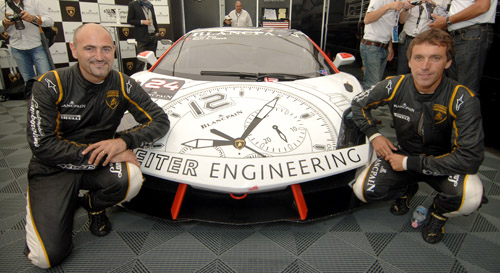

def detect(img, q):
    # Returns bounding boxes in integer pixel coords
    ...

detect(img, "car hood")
[119,72,371,193]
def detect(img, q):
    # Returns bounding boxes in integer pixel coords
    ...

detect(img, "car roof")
[188,27,304,35]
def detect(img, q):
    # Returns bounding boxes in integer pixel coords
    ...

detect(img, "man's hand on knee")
[82,138,127,166]
[385,153,406,171]
[371,135,397,158]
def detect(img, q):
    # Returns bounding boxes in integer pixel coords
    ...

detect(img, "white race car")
[120,28,374,223]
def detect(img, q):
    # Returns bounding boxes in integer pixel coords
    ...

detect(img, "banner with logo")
[0,0,173,86]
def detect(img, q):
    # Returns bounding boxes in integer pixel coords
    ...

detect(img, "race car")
[119,27,374,223]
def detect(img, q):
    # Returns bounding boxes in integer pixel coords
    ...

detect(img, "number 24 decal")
[144,79,181,91]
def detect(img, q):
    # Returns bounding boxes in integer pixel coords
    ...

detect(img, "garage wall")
[0,0,174,91]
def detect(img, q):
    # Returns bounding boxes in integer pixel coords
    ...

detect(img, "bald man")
[228,1,253,27]
[25,23,169,268]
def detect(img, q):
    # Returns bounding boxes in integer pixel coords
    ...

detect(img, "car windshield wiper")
[200,71,310,81]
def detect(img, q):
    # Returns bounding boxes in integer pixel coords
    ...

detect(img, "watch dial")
[153,84,338,158]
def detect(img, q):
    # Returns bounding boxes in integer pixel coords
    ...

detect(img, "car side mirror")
[137,51,157,67]
[160,39,172,46]
[333,53,355,68]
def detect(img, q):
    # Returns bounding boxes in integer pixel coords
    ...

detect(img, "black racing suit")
[351,74,484,217]
[25,64,170,268]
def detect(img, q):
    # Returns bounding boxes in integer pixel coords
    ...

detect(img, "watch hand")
[182,139,233,148]
[244,146,267,157]
[210,129,245,149]
[240,97,278,139]
[272,125,288,143]
[210,128,235,141]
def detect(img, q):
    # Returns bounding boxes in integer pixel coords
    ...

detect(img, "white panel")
[80,2,101,23]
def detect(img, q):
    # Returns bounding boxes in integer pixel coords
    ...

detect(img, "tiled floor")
[1,99,499,273]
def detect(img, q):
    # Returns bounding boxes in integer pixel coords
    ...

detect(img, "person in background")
[351,29,484,244]
[0,0,53,83]
[397,0,450,74]
[223,15,232,27]
[25,23,169,269]
[428,0,496,94]
[228,1,253,27]
[360,0,408,90]
[127,0,159,72]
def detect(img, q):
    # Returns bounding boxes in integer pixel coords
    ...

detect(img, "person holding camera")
[1,0,53,84]
[397,0,450,74]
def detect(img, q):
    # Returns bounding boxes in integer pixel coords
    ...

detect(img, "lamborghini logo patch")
[159,28,166,37]
[122,28,130,37]
[127,62,134,71]
[66,7,76,17]
[234,139,246,150]
[433,104,447,124]
[105,90,119,110]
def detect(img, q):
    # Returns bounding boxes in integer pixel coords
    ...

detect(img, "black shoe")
[88,210,111,237]
[81,192,111,237]
[390,184,419,215]
[422,209,447,244]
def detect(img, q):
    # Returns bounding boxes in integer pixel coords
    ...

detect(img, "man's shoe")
[422,210,447,244]
[81,193,111,237]
[88,210,111,237]
[390,184,419,215]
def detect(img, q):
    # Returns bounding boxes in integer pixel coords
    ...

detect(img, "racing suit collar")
[410,74,446,102]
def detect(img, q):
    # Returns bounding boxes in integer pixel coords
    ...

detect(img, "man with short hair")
[25,23,169,268]
[351,28,484,244]
[228,1,253,27]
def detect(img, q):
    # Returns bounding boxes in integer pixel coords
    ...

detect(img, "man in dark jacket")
[351,29,484,244]
[25,23,169,269]
[127,0,159,72]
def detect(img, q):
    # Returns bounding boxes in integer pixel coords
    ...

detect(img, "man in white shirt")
[398,0,450,74]
[429,0,497,94]
[0,0,53,83]
[360,0,408,90]
[228,1,253,27]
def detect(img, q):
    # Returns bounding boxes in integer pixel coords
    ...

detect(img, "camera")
[5,0,25,30]
[6,13,25,30]
[410,0,422,5]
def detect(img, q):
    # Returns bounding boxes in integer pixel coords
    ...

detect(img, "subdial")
[244,107,306,153]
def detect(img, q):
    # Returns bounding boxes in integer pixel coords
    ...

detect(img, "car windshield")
[153,29,335,81]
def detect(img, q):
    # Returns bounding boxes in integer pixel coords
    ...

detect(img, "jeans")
[360,42,388,90]
[397,33,414,75]
[10,45,52,83]
[448,24,494,94]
